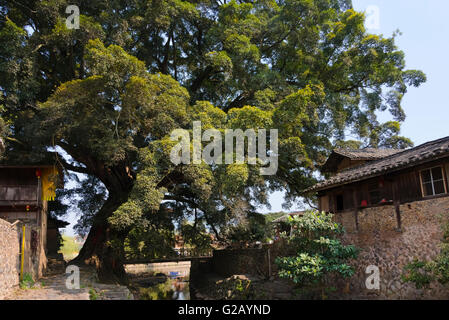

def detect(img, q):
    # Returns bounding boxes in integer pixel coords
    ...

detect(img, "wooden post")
[392,180,402,232]
[329,192,335,213]
[395,200,401,231]
[267,248,271,279]
[20,225,25,281]
[352,189,359,232]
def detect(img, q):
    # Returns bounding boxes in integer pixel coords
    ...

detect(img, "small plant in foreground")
[89,288,100,300]
[19,273,34,289]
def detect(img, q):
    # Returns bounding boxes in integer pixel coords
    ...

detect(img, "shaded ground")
[4,266,93,300]
[4,258,133,300]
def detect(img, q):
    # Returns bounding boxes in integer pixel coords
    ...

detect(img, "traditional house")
[309,137,449,227]
[321,148,401,174]
[306,136,449,299]
[0,165,62,281]
[271,211,305,237]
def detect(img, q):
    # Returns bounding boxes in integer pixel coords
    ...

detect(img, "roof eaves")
[304,137,449,194]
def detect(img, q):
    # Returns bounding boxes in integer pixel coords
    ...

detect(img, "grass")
[59,235,82,261]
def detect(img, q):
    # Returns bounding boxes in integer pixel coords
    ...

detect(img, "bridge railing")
[124,248,213,264]
[173,248,213,258]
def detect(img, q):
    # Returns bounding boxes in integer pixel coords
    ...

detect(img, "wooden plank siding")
[319,157,449,213]
[0,186,38,201]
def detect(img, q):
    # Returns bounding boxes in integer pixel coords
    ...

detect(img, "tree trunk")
[70,192,130,284]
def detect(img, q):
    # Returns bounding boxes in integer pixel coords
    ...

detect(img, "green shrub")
[275,210,358,298]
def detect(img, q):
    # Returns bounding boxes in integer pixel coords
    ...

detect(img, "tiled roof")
[307,136,449,193]
[272,211,305,223]
[332,148,401,160]
[321,148,401,173]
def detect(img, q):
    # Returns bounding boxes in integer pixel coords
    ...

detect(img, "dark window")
[421,167,446,197]
[336,194,344,211]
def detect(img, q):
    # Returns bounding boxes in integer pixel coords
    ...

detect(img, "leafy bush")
[274,210,358,296]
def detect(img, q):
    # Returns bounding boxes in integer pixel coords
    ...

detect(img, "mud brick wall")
[334,197,449,299]
[0,219,20,299]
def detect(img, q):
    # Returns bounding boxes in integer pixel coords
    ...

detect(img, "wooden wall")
[0,167,49,279]
[0,168,37,186]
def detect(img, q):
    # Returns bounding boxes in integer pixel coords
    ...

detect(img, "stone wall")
[0,218,20,299]
[334,196,449,299]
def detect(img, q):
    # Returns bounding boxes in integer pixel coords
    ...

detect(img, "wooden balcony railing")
[0,185,40,205]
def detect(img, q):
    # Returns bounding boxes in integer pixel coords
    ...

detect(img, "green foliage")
[139,281,175,300]
[19,273,34,289]
[124,207,176,260]
[226,211,268,244]
[275,210,358,292]
[180,221,213,256]
[213,276,254,300]
[89,288,102,300]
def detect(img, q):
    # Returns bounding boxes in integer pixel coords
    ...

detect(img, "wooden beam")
[392,180,402,231]
[395,200,402,231]
[329,192,335,213]
[352,189,359,231]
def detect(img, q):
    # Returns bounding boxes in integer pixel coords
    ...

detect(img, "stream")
[126,262,191,300]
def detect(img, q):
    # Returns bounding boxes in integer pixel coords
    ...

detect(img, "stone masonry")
[0,218,20,299]
[334,196,449,299]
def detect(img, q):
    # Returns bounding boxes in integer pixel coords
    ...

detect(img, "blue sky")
[63,1,449,234]
[263,0,449,214]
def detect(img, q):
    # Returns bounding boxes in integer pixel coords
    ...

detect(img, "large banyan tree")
[0,0,425,282]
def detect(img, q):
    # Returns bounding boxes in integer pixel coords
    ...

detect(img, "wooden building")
[0,165,62,279]
[272,211,305,238]
[307,136,449,231]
